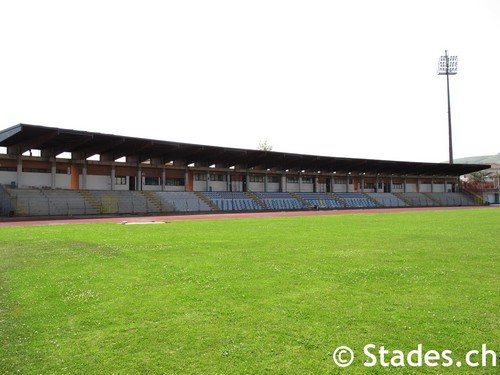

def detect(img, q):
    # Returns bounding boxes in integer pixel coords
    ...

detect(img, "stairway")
[245,191,268,209]
[79,190,102,213]
[326,193,347,208]
[194,192,220,211]
[290,192,313,209]
[393,193,412,207]
[363,193,382,207]
[329,193,348,208]
[141,191,167,212]
[423,193,441,206]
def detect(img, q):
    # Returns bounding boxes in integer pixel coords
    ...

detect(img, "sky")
[1,0,499,163]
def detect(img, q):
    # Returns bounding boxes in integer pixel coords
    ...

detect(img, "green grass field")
[1,209,498,374]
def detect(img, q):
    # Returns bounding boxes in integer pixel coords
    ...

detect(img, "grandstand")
[0,188,481,217]
[0,124,490,217]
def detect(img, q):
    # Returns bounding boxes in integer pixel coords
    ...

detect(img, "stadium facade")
[0,124,491,216]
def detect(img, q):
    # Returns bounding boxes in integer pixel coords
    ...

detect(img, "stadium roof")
[0,123,490,176]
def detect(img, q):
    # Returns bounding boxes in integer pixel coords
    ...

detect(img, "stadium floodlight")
[438,50,458,164]
[438,51,458,75]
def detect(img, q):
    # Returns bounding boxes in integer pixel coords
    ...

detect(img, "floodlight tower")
[438,50,458,164]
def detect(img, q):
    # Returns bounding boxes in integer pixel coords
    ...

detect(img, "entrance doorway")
[242,175,247,192]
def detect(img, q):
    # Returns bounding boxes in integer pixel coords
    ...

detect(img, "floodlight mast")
[438,50,458,164]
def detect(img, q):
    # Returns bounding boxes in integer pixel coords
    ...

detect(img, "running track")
[0,206,495,227]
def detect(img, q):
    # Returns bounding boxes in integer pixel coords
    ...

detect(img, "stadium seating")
[333,192,378,208]
[255,192,307,210]
[4,189,48,216]
[43,189,99,215]
[367,193,408,207]
[0,185,11,216]
[202,192,263,211]
[296,192,344,209]
[396,193,438,207]
[155,192,211,212]
[2,188,98,216]
[424,193,474,206]
[82,191,157,214]
[0,187,482,217]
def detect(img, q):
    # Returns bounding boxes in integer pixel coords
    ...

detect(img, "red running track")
[0,206,494,227]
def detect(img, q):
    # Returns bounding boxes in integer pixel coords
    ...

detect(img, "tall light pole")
[438,50,458,164]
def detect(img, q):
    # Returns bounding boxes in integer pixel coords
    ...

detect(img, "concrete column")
[137,165,142,191]
[111,164,116,191]
[82,163,87,190]
[162,166,166,191]
[16,158,22,188]
[51,160,56,189]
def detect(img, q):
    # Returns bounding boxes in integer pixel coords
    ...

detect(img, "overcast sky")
[1,0,499,163]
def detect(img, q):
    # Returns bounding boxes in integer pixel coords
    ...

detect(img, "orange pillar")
[70,165,80,190]
[187,171,194,192]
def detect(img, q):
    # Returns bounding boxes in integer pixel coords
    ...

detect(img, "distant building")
[462,163,500,204]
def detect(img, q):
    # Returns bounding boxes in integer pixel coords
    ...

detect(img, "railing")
[460,181,497,193]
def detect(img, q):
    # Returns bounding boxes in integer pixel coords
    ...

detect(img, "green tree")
[468,171,487,183]
[258,140,273,151]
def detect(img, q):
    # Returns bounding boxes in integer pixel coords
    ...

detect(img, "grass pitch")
[0,209,499,373]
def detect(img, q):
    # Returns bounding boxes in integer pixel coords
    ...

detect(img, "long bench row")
[0,187,477,217]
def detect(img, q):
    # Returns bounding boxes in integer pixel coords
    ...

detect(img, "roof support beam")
[7,129,59,155]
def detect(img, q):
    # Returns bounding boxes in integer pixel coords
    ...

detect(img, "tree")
[258,140,273,151]
[468,171,487,183]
